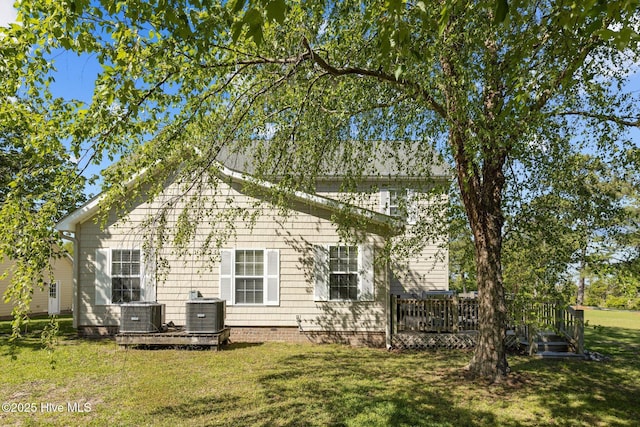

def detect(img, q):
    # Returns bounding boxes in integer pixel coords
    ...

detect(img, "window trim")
[219,248,280,306]
[95,247,146,305]
[111,248,142,304]
[234,249,265,305]
[314,244,374,302]
[328,245,359,301]
[380,188,417,225]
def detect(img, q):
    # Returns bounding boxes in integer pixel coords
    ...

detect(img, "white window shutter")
[407,189,417,225]
[313,245,329,301]
[142,249,156,302]
[380,189,390,215]
[219,249,234,305]
[265,249,280,306]
[95,248,111,305]
[358,244,374,301]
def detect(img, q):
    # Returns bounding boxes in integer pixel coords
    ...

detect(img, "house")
[55,152,449,346]
[0,253,73,319]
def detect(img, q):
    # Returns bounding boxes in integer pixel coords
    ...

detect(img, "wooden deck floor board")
[116,327,230,350]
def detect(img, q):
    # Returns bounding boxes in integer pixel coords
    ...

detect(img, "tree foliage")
[2,0,639,380]
[0,53,86,338]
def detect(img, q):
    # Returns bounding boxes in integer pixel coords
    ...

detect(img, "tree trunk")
[576,256,586,306]
[467,210,509,380]
[451,130,510,381]
[441,22,509,380]
[577,274,586,306]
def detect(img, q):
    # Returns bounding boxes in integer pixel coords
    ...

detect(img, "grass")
[0,312,638,427]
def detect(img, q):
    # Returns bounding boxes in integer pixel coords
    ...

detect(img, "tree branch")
[301,37,448,120]
[550,110,640,127]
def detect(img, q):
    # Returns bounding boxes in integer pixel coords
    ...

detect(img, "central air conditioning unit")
[120,302,164,333]
[186,298,226,333]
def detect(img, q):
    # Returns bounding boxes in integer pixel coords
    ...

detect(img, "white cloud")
[0,0,17,27]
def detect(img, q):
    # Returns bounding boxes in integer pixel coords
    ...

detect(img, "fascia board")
[56,162,403,235]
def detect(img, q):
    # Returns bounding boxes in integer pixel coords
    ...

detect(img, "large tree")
[3,1,639,380]
[0,46,86,335]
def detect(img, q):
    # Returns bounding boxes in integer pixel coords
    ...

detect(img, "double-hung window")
[219,249,280,306]
[388,190,403,217]
[328,246,358,300]
[314,244,374,302]
[111,249,141,303]
[94,248,147,305]
[381,188,416,225]
[235,250,264,304]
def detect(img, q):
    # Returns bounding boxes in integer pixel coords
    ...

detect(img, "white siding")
[317,181,449,296]
[75,179,391,332]
[0,255,73,318]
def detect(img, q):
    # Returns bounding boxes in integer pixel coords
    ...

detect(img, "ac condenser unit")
[120,302,164,333]
[186,298,225,333]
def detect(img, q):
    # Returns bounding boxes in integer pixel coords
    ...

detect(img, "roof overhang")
[56,162,403,236]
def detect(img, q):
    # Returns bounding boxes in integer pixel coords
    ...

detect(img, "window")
[95,247,149,305]
[329,245,358,300]
[49,282,57,299]
[388,189,403,217]
[235,250,264,304]
[219,249,279,306]
[314,244,374,302]
[381,188,416,225]
[111,249,141,303]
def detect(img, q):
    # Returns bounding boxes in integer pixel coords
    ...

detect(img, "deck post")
[452,295,458,333]
[575,308,584,354]
[391,294,398,335]
[555,300,564,332]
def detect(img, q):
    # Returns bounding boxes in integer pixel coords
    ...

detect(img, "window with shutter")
[95,248,144,305]
[381,188,416,224]
[315,244,374,302]
[219,248,279,306]
[111,249,142,303]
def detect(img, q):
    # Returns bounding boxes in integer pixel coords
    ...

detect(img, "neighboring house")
[0,254,73,319]
[56,155,449,346]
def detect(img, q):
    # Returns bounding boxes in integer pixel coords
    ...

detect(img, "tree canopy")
[2,0,639,380]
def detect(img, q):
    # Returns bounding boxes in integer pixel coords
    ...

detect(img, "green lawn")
[0,313,638,427]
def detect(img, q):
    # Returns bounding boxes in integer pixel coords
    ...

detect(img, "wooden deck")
[116,327,231,350]
[391,295,585,356]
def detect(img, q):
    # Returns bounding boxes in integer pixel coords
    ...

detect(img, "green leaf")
[494,0,509,24]
[231,21,244,43]
[266,0,287,24]
[231,0,247,14]
[243,8,264,45]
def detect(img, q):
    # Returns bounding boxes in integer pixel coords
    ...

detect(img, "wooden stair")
[521,331,587,360]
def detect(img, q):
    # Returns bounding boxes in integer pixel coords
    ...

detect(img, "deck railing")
[391,295,478,334]
[391,295,584,353]
[557,305,585,354]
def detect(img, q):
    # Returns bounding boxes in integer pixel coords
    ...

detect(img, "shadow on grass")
[584,325,640,357]
[508,322,640,425]
[150,349,524,427]
[0,315,77,355]
[509,356,640,425]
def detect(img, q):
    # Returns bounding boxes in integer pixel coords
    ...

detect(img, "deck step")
[537,341,570,352]
[536,351,587,360]
[536,332,565,342]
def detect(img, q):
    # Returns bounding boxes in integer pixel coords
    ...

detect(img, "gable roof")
[55,162,402,236]
[217,141,451,181]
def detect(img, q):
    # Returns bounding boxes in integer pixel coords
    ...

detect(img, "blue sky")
[2,0,639,198]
